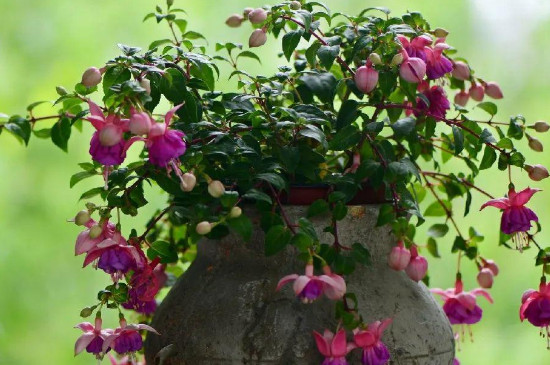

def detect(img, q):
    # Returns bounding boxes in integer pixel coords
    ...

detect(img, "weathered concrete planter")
[145,205,455,364]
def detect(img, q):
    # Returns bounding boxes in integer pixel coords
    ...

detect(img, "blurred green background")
[1,0,549,363]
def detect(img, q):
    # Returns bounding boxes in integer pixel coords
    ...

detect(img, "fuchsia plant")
[3,0,550,363]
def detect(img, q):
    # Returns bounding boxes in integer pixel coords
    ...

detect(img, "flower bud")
[528,135,544,152]
[525,164,549,181]
[80,306,94,318]
[469,82,484,102]
[368,52,382,65]
[99,124,123,147]
[56,86,69,96]
[226,13,244,28]
[482,259,499,276]
[405,255,428,282]
[139,78,151,95]
[196,221,212,235]
[180,172,197,192]
[89,225,103,239]
[243,7,254,17]
[81,67,103,88]
[248,8,267,24]
[390,53,404,66]
[477,268,494,289]
[249,29,267,48]
[208,180,225,198]
[290,1,302,10]
[129,111,152,136]
[451,61,470,81]
[454,90,469,107]
[354,65,379,94]
[74,210,91,226]
[400,57,426,83]
[433,28,449,38]
[484,81,503,99]
[388,243,411,271]
[534,121,550,133]
[229,206,242,218]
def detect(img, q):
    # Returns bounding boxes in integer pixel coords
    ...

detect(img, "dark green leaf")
[282,29,304,61]
[265,225,292,256]
[317,45,340,70]
[427,224,449,238]
[479,145,497,170]
[227,215,253,241]
[4,116,31,145]
[51,117,71,152]
[477,101,497,116]
[255,173,286,190]
[70,171,97,188]
[335,100,359,130]
[426,237,440,258]
[307,199,329,217]
[391,117,416,138]
[147,240,179,263]
[452,125,464,155]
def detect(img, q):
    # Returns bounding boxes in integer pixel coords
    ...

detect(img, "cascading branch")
[1,0,550,363]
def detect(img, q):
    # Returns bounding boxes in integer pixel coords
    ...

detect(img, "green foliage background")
[0,0,548,363]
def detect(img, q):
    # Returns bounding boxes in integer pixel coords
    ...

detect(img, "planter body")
[145,206,455,364]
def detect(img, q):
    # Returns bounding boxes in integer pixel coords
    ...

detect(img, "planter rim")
[278,183,387,206]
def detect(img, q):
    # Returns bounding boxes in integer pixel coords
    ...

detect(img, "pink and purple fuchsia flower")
[353,319,392,365]
[74,316,114,360]
[416,84,450,119]
[277,264,346,303]
[480,187,540,251]
[313,329,355,365]
[520,278,550,347]
[102,319,159,355]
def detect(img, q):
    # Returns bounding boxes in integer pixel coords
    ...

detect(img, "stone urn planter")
[145,203,455,364]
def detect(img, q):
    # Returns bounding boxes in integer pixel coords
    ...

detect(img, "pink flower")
[454,90,469,107]
[353,319,392,365]
[416,85,450,118]
[398,35,432,62]
[103,319,159,355]
[122,263,162,314]
[388,241,410,271]
[313,329,355,365]
[476,268,494,289]
[469,82,484,102]
[75,219,116,256]
[451,61,470,80]
[86,101,129,166]
[277,264,346,303]
[108,354,146,365]
[520,279,550,329]
[399,50,426,83]
[128,108,153,135]
[355,62,379,94]
[404,246,427,282]
[431,279,493,326]
[425,43,453,79]
[480,187,540,250]
[484,81,503,99]
[74,317,114,359]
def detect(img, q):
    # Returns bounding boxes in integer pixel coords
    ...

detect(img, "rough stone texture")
[145,205,455,364]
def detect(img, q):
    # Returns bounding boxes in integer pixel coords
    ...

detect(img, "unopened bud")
[81,67,103,88]
[208,180,225,198]
[180,173,197,192]
[484,81,503,99]
[229,206,242,218]
[390,53,404,67]
[129,111,152,135]
[388,243,411,271]
[454,90,469,107]
[139,78,151,95]
[451,61,470,81]
[405,255,428,282]
[80,307,94,318]
[368,52,382,65]
[354,65,379,94]
[89,225,103,239]
[98,124,123,147]
[226,14,244,28]
[74,210,91,226]
[249,29,267,48]
[469,82,484,102]
[528,135,544,152]
[477,268,494,289]
[56,86,69,96]
[248,8,267,24]
[243,7,254,17]
[525,164,549,181]
[482,259,499,276]
[433,28,449,38]
[196,221,212,235]
[290,1,302,10]
[533,121,550,133]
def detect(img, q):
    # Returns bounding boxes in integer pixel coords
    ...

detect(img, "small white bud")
[89,225,103,239]
[229,206,242,218]
[196,221,212,235]
[208,180,225,198]
[74,210,91,226]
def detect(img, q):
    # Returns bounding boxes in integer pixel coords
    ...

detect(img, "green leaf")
[291,232,314,251]
[26,101,49,112]
[297,10,313,31]
[51,117,71,152]
[102,65,131,96]
[452,125,464,155]
[477,101,497,116]
[255,173,286,190]
[227,215,253,241]
[243,188,272,205]
[4,116,31,145]
[426,237,440,258]
[479,145,497,170]
[79,187,104,200]
[299,125,328,149]
[335,100,359,130]
[282,29,304,61]
[329,125,360,150]
[237,50,261,64]
[317,45,340,70]
[351,243,371,265]
[332,202,348,221]
[496,137,513,149]
[147,240,179,263]
[70,171,97,188]
[265,225,292,256]
[427,224,449,238]
[307,199,330,218]
[424,200,450,217]
[334,254,356,275]
[391,117,416,138]
[376,204,395,226]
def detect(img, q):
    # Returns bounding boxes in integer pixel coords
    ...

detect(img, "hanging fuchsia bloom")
[353,319,392,365]
[83,231,146,282]
[399,49,426,83]
[75,219,116,256]
[122,262,162,314]
[398,34,432,62]
[453,358,460,365]
[146,104,186,167]
[86,101,129,166]
[480,187,540,250]
[416,85,450,119]
[431,279,493,326]
[404,246,427,282]
[355,61,379,94]
[122,290,157,315]
[277,264,346,303]
[388,241,411,271]
[520,279,550,330]
[313,329,355,365]
[74,317,114,359]
[103,319,159,355]
[425,43,453,79]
